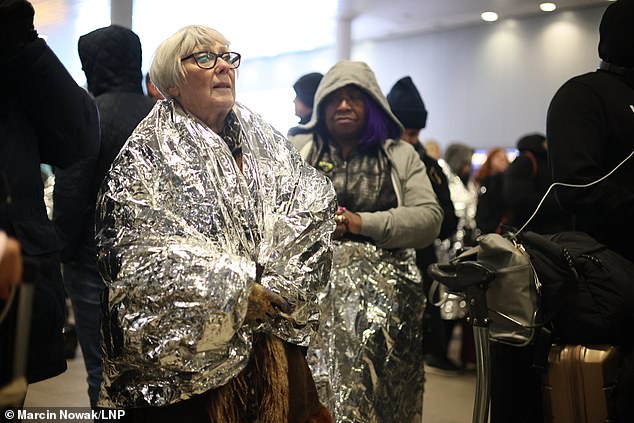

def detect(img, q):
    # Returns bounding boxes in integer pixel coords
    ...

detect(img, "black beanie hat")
[293,72,323,108]
[387,76,428,129]
[516,133,546,153]
[598,0,634,67]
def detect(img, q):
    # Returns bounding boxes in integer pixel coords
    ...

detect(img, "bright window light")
[540,3,557,12]
[481,11,499,22]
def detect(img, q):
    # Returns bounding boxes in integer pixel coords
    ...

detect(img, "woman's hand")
[333,207,362,238]
[244,283,292,326]
[0,235,22,301]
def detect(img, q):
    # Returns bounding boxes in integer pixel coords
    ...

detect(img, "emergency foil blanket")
[95,100,336,408]
[308,241,425,422]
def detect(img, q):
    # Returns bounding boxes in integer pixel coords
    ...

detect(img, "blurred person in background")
[424,139,442,161]
[474,147,510,234]
[387,76,460,375]
[440,142,478,254]
[290,60,443,422]
[288,72,323,136]
[502,133,570,234]
[53,24,157,409]
[438,142,478,369]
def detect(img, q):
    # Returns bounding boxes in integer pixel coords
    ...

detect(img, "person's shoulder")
[288,131,313,153]
[385,139,425,171]
[385,138,414,153]
[558,71,619,93]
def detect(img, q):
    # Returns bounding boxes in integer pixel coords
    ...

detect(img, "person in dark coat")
[52,24,156,408]
[288,72,323,136]
[503,133,570,234]
[547,0,634,419]
[474,147,509,234]
[491,133,570,423]
[0,0,100,395]
[387,76,461,374]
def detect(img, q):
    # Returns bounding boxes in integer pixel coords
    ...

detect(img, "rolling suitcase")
[542,345,620,423]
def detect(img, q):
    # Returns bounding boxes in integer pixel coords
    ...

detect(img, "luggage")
[542,345,620,423]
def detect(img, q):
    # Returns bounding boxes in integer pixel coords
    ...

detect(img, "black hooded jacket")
[53,25,155,264]
[546,0,634,261]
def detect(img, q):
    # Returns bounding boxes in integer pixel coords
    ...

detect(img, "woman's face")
[323,85,366,143]
[490,150,509,173]
[170,42,236,131]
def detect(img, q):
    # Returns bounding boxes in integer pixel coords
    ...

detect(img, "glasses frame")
[180,51,241,70]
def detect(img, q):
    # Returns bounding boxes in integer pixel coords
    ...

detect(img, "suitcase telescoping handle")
[428,260,495,423]
[427,260,495,327]
[427,261,495,292]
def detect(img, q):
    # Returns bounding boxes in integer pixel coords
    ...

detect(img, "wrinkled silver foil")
[95,100,336,408]
[308,241,425,422]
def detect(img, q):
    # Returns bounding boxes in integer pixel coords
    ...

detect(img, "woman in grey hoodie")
[290,60,443,422]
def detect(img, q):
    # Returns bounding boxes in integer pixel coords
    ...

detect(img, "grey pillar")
[336,17,352,61]
[111,0,133,29]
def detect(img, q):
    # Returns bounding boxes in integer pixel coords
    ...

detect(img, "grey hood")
[299,60,404,135]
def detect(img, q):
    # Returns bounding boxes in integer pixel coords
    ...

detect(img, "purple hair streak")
[358,93,401,148]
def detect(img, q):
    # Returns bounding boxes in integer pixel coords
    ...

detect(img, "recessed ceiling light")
[481,11,499,22]
[540,2,557,12]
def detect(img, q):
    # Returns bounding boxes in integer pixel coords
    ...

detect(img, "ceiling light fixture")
[539,2,557,12]
[481,11,499,22]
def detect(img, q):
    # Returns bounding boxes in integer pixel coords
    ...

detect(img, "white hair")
[149,25,230,99]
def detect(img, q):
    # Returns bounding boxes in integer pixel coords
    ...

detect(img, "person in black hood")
[0,0,100,404]
[502,133,570,234]
[547,0,634,262]
[52,24,155,409]
[546,1,634,420]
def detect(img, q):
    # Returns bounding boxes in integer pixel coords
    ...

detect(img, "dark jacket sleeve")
[423,155,457,241]
[1,38,100,256]
[7,38,100,168]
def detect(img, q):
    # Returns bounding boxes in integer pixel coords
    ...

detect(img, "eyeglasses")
[180,51,241,69]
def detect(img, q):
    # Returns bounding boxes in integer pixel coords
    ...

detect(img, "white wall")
[238,5,606,149]
[39,3,607,148]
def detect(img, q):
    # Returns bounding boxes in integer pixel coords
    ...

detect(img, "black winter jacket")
[476,172,506,234]
[54,25,155,265]
[503,137,570,234]
[547,70,634,261]
[0,38,100,383]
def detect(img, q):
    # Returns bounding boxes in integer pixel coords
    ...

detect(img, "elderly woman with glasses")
[95,25,335,422]
[289,61,443,422]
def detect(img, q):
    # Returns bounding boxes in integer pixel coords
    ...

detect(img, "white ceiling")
[345,0,609,40]
[31,0,611,60]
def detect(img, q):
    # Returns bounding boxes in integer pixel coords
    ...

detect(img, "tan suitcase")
[542,345,621,423]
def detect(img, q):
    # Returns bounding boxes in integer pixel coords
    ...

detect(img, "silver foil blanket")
[95,100,336,408]
[308,241,425,422]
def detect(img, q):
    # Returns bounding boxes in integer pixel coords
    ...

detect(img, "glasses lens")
[194,52,217,68]
[222,52,241,69]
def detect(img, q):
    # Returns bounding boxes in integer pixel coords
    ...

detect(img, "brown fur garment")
[121,334,331,423]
